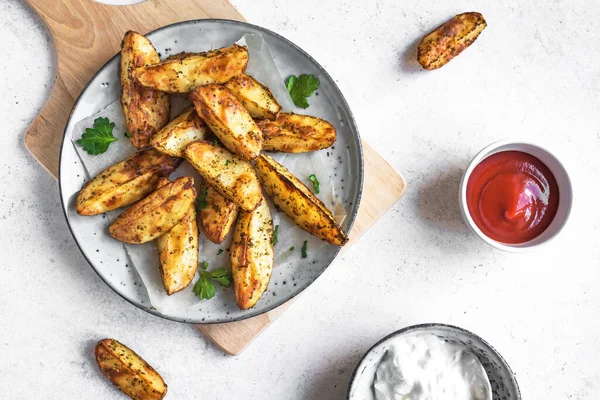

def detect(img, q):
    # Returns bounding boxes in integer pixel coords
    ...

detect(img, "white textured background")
[1,0,599,398]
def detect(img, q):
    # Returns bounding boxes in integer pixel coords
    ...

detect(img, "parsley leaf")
[217,249,224,255]
[124,131,132,138]
[196,188,208,211]
[209,267,232,287]
[193,263,232,300]
[193,274,216,300]
[289,246,295,251]
[273,225,279,246]
[225,160,230,166]
[308,174,320,194]
[285,74,320,109]
[75,117,118,155]
[301,240,308,258]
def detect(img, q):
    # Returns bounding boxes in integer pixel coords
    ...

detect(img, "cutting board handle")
[24,0,243,177]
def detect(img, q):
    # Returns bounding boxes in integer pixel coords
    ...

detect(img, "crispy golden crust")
[150,106,211,157]
[76,149,181,216]
[109,176,197,244]
[132,44,249,93]
[95,339,167,400]
[184,141,262,212]
[120,31,170,149]
[418,12,487,70]
[157,205,198,295]
[190,84,263,160]
[257,113,336,153]
[224,74,282,120]
[230,197,273,310]
[199,184,239,244]
[254,154,348,246]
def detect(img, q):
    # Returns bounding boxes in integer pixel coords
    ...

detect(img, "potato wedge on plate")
[198,184,239,244]
[155,178,199,295]
[224,74,282,120]
[76,149,181,216]
[120,31,170,149]
[150,106,211,157]
[109,176,197,244]
[185,141,262,212]
[257,113,336,153]
[133,44,249,93]
[95,338,167,400]
[254,153,348,246]
[418,12,487,70]
[230,196,274,310]
[191,84,263,160]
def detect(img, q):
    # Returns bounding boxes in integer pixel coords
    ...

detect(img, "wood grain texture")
[24,0,244,177]
[24,0,407,355]
[197,140,406,354]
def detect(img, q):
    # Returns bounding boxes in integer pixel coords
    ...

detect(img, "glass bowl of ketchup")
[459,140,572,251]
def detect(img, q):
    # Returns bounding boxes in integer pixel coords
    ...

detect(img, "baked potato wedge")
[109,176,197,244]
[95,338,167,400]
[150,106,211,157]
[132,44,249,93]
[224,74,282,120]
[230,196,274,310]
[198,183,239,244]
[76,149,181,216]
[254,154,348,246]
[257,113,336,153]
[418,12,487,70]
[155,178,199,295]
[184,141,262,212]
[191,84,263,160]
[120,31,170,149]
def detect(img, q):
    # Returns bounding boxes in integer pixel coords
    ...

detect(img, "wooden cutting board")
[24,0,406,355]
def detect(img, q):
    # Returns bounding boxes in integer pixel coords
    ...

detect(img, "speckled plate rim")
[347,323,521,399]
[58,19,363,324]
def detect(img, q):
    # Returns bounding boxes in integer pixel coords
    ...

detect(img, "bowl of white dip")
[348,323,521,400]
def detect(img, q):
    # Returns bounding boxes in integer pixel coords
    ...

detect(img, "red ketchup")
[466,151,559,244]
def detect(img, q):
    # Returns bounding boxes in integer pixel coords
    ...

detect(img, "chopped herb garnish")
[217,249,224,255]
[225,160,230,166]
[196,188,208,211]
[289,246,295,251]
[273,225,279,246]
[301,240,308,258]
[76,117,118,155]
[124,131,132,138]
[285,74,320,109]
[193,263,232,300]
[308,174,320,194]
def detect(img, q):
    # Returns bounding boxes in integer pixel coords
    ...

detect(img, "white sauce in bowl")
[373,334,491,400]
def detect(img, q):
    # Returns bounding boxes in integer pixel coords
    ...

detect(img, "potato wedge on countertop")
[257,113,336,153]
[150,106,211,157]
[95,338,167,400]
[198,184,239,244]
[76,149,181,216]
[120,31,170,149]
[109,176,197,244]
[191,84,263,160]
[224,74,282,120]
[230,196,274,310]
[418,12,487,70]
[155,178,199,295]
[132,44,249,93]
[254,153,348,246]
[185,141,262,212]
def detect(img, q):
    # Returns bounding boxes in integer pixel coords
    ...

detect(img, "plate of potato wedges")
[59,20,363,323]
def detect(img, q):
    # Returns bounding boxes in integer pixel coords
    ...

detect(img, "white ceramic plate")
[59,20,363,324]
